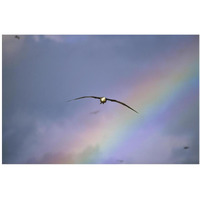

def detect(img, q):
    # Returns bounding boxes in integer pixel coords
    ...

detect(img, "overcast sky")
[2,35,199,164]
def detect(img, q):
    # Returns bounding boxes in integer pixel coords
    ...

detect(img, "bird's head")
[100,97,107,104]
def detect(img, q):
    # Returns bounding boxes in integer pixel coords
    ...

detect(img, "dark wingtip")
[65,99,73,102]
[132,109,139,113]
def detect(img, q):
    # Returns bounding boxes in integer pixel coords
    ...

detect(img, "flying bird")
[184,146,189,149]
[67,96,138,113]
[15,35,20,39]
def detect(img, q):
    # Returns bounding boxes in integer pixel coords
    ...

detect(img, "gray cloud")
[2,35,199,164]
[25,144,101,164]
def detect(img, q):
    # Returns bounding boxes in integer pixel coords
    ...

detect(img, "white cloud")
[32,35,89,44]
[43,35,64,43]
[32,35,40,42]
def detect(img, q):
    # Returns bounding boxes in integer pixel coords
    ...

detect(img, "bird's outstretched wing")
[67,96,101,102]
[106,98,138,113]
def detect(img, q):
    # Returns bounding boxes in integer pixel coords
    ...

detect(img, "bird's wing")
[106,98,138,113]
[67,96,101,102]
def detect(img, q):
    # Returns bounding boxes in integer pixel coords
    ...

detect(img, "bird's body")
[184,146,189,149]
[67,96,138,113]
[100,97,107,104]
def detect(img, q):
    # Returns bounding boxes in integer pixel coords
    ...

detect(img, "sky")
[2,35,199,164]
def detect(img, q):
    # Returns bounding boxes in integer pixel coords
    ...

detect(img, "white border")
[0,1,199,200]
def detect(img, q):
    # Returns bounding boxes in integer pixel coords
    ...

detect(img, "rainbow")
[61,39,198,164]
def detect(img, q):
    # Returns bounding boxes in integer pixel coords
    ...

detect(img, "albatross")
[67,96,138,113]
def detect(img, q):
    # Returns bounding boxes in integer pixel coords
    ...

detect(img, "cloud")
[4,102,198,164]
[3,35,198,164]
[26,152,75,164]
[2,103,103,163]
[44,35,64,43]
[2,35,26,66]
[75,145,101,164]
[26,144,101,164]
[32,35,40,42]
[2,111,38,164]
[32,35,89,44]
